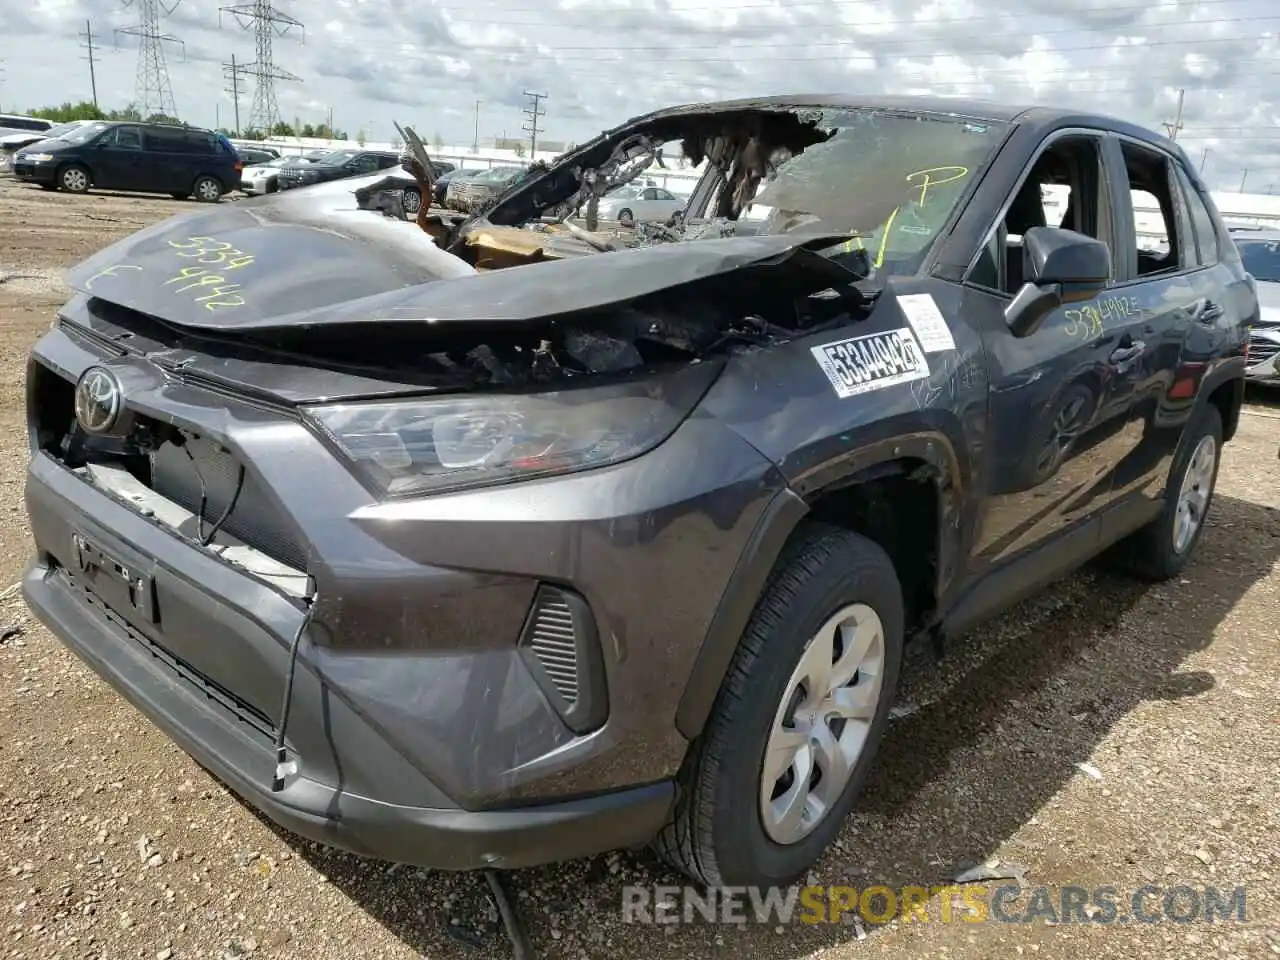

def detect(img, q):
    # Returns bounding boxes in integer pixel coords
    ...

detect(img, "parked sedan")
[276,149,401,191]
[444,165,528,213]
[239,155,321,196]
[594,183,685,225]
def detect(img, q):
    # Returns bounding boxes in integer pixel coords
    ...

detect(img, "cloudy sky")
[2,0,1279,191]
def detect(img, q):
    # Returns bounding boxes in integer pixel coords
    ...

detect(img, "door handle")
[1192,299,1224,323]
[1110,341,1145,364]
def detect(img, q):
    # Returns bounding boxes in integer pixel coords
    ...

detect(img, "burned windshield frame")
[693,107,1009,276]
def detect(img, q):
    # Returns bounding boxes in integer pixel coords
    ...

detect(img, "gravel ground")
[0,178,1277,960]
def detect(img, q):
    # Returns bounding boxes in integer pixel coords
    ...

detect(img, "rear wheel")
[1114,403,1223,580]
[58,165,90,193]
[654,524,904,888]
[192,176,223,203]
[617,207,634,225]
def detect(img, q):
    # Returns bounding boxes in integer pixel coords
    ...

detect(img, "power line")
[116,0,183,119]
[223,54,245,136]
[219,0,303,133]
[79,19,100,111]
[522,90,546,157]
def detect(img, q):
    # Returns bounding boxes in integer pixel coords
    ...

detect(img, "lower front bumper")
[23,559,675,870]
[13,163,54,184]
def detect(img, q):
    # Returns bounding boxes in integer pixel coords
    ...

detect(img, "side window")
[349,154,379,174]
[642,187,658,201]
[1119,142,1182,277]
[1175,166,1221,267]
[657,189,676,201]
[142,127,185,152]
[111,127,143,150]
[970,134,1110,296]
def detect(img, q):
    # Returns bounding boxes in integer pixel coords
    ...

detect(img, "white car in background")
[0,119,96,175]
[238,155,322,196]
[594,183,685,225]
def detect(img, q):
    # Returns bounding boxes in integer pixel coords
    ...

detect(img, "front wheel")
[402,186,421,215]
[192,176,223,203]
[654,524,904,888]
[58,165,90,193]
[1115,403,1223,580]
[617,207,634,225]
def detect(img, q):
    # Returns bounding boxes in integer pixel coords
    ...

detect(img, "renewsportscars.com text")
[621,884,1248,926]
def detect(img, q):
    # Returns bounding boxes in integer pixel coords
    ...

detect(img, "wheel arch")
[675,432,963,741]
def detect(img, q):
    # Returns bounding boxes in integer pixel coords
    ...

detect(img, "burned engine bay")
[315,105,897,391]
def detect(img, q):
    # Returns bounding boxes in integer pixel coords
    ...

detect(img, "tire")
[58,164,90,194]
[192,176,223,203]
[654,523,905,888]
[1115,403,1223,581]
[402,186,421,215]
[617,207,634,225]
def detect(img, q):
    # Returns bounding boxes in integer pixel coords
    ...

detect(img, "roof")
[617,94,1172,150]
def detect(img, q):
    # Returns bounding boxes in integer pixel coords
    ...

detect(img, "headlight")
[304,361,720,497]
[22,153,54,162]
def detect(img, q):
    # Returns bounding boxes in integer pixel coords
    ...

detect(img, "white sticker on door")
[811,327,930,399]
[897,293,957,353]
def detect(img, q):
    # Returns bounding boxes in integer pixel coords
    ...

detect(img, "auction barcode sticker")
[811,327,930,399]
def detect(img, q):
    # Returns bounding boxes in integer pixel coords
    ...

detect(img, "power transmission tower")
[219,0,303,135]
[223,55,245,136]
[522,91,546,158]
[79,20,100,111]
[116,0,183,120]
[1161,88,1185,142]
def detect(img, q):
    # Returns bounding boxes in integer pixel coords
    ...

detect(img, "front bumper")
[23,515,673,870]
[24,311,784,866]
[13,160,55,184]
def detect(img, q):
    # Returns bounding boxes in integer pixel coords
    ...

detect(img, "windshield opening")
[1240,239,1280,282]
[729,109,1007,275]
[316,150,358,165]
[62,122,111,145]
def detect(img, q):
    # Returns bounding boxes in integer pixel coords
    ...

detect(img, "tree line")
[26,101,358,143]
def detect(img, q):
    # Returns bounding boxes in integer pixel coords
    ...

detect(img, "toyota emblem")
[74,366,123,435]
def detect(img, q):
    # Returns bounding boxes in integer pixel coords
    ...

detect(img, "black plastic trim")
[517,583,609,736]
[675,486,809,739]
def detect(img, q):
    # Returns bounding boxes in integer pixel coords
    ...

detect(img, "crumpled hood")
[65,173,477,328]
[65,168,857,336]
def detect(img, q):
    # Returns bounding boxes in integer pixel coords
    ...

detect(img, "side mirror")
[1005,226,1112,338]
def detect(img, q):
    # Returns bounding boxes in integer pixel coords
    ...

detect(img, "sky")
[2,0,1280,191]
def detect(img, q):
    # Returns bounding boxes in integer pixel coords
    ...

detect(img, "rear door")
[1095,137,1230,531]
[140,126,191,193]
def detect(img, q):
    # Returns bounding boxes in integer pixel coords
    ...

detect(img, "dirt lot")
[0,177,1277,960]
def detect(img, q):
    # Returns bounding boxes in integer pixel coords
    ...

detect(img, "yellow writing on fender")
[797,885,989,924]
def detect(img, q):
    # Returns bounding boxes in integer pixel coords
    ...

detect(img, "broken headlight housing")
[304,360,721,498]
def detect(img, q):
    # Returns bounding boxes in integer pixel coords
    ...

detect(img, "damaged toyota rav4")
[24,96,1252,890]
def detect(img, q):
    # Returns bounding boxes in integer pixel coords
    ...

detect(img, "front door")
[93,125,146,190]
[964,130,1136,576]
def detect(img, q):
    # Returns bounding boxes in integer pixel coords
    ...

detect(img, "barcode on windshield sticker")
[811,328,930,399]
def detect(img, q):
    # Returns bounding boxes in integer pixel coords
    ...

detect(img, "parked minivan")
[12,120,242,202]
